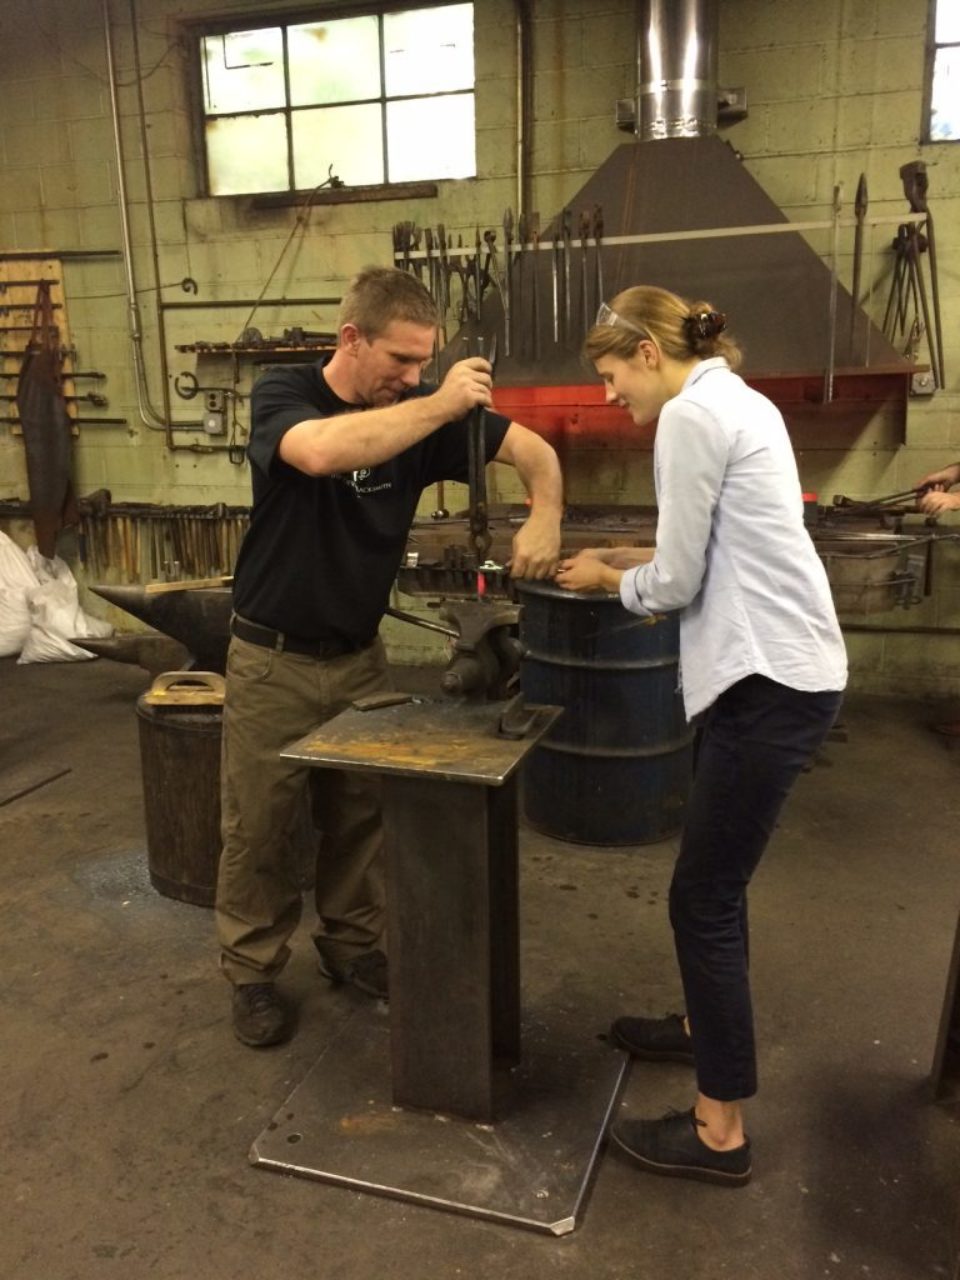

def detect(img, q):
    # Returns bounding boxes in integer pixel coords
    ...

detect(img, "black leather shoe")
[610,1108,752,1187]
[318,948,388,1000]
[231,982,293,1047]
[610,1013,694,1063]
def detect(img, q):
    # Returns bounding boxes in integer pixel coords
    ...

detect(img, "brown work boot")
[231,982,293,1047]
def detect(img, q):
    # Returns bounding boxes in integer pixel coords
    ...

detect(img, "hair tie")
[685,310,727,341]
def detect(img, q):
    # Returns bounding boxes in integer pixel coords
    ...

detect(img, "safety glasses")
[595,302,647,337]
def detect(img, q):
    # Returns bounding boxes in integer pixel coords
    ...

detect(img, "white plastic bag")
[0,532,37,592]
[17,549,113,664]
[0,533,40,657]
[0,587,32,657]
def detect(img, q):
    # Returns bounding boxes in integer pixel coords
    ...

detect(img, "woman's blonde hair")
[584,285,742,370]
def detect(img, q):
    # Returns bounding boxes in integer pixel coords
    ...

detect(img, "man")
[216,266,563,1047]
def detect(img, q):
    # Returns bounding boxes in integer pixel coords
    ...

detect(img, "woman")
[557,286,846,1188]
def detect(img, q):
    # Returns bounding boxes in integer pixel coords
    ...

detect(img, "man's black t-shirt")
[232,357,511,641]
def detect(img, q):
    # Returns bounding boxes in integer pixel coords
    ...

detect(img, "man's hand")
[433,357,493,420]
[916,462,960,493]
[919,489,960,516]
[509,510,561,579]
[555,552,622,593]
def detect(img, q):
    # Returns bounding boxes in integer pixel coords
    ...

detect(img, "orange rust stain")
[338,1113,400,1135]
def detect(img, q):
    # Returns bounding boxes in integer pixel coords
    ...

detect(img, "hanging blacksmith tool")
[515,211,527,359]
[502,208,514,356]
[473,225,484,320]
[529,212,542,362]
[849,173,867,358]
[592,204,605,317]
[449,235,471,324]
[436,223,450,344]
[424,226,441,370]
[579,210,591,336]
[900,160,945,389]
[483,228,502,317]
[561,207,573,344]
[550,219,561,344]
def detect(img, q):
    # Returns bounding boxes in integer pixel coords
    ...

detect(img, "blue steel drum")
[516,580,693,846]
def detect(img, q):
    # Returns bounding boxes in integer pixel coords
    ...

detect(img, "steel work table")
[249,696,630,1234]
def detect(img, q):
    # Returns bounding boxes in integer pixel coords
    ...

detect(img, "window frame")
[186,1,476,200]
[922,0,960,144]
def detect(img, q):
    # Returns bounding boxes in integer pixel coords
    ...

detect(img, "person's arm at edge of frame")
[277,358,492,476]
[493,423,564,579]
[917,461,960,515]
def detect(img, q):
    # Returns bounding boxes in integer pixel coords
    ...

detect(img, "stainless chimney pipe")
[637,0,719,140]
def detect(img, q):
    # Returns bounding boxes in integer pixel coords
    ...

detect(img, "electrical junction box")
[204,389,226,434]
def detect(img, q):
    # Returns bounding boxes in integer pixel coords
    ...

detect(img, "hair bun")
[685,310,727,340]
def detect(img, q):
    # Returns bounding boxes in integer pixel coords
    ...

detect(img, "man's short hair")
[339,266,438,339]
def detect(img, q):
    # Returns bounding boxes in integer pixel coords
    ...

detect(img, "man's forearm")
[278,394,453,476]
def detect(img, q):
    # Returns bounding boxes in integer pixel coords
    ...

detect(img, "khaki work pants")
[215,634,391,985]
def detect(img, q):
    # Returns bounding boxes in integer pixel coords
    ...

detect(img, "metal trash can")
[136,671,224,906]
[516,581,694,846]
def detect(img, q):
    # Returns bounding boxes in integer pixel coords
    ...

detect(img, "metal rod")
[393,212,917,261]
[824,184,842,404]
[104,0,167,437]
[160,296,341,311]
[384,605,458,638]
[0,251,118,261]
[849,173,867,357]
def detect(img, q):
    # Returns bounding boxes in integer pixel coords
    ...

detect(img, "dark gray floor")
[1,656,958,1279]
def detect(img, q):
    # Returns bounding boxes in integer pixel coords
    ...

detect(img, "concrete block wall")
[0,0,958,693]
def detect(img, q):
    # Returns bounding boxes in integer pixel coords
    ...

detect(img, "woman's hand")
[555,553,623,593]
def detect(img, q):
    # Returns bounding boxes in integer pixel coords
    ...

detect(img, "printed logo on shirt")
[334,468,393,496]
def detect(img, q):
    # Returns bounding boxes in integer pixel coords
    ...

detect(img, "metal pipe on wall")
[129,0,177,440]
[103,0,200,444]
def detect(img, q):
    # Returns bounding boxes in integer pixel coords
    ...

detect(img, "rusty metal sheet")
[281,699,560,785]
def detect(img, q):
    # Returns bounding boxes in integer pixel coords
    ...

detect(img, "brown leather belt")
[231,614,372,660]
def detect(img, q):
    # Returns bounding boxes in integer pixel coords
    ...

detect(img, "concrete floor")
[1,655,959,1280]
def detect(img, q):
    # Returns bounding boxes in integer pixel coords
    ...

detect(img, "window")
[926,0,960,141]
[199,4,476,196]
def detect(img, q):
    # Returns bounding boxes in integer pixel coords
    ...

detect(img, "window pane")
[386,93,475,181]
[936,2,960,44]
[206,113,289,194]
[292,104,385,188]
[202,28,286,115]
[384,4,474,96]
[288,17,381,107]
[931,47,960,140]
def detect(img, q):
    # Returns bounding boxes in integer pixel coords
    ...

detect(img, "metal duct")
[637,0,719,140]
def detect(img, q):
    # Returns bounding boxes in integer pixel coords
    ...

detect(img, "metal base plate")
[249,1009,630,1236]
